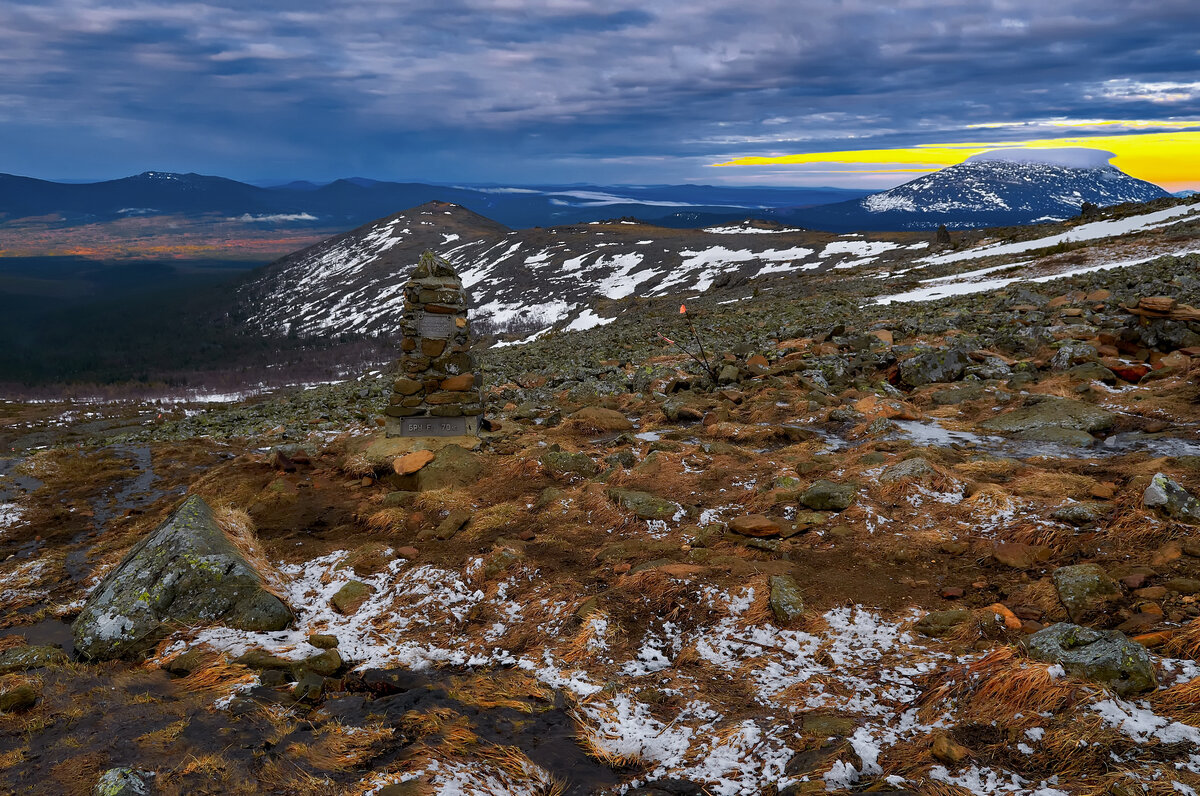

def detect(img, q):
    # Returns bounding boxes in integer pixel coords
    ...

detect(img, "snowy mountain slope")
[237,193,1196,344]
[236,203,925,338]
[786,156,1169,231]
[862,158,1166,215]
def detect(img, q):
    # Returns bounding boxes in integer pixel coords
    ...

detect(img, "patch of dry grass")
[284,722,394,773]
[1164,618,1200,660]
[340,452,376,479]
[213,505,287,597]
[1151,676,1200,726]
[364,508,407,533]
[1009,470,1098,500]
[918,647,1084,727]
[955,457,1022,482]
[446,671,553,714]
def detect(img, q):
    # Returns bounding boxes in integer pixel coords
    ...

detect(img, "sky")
[1,0,1198,190]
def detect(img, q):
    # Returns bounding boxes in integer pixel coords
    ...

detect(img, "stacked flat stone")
[385,251,483,437]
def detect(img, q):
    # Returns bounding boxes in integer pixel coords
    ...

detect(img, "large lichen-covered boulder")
[73,496,292,661]
[1144,473,1200,524]
[979,397,1116,444]
[1023,622,1157,696]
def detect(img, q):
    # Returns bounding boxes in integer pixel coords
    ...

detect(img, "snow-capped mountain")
[787,151,1169,231]
[235,202,927,339]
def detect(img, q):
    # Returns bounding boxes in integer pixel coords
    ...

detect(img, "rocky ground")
[1,202,1200,795]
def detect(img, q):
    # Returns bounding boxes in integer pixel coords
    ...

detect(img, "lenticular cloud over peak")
[967,147,1117,169]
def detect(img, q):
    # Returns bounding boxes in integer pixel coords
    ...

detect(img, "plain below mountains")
[0,171,864,231]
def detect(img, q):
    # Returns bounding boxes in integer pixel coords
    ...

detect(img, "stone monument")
[385,251,484,438]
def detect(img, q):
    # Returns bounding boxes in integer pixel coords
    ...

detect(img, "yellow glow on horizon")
[967,119,1200,131]
[712,129,1200,189]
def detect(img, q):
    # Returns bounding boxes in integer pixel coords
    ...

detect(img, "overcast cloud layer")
[2,0,1198,185]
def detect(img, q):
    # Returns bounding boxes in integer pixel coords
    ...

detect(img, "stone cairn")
[385,251,483,437]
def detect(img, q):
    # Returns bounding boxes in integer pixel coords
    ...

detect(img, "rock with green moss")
[1023,622,1156,696]
[0,683,38,712]
[1143,473,1200,523]
[1052,564,1120,622]
[94,768,151,796]
[0,644,68,674]
[799,480,857,512]
[73,495,292,661]
[979,396,1116,440]
[331,581,373,614]
[915,609,971,638]
[606,487,680,520]
[898,346,971,387]
[540,449,598,479]
[768,575,805,624]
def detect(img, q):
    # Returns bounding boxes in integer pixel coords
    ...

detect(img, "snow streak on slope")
[876,247,1200,305]
[919,203,1200,266]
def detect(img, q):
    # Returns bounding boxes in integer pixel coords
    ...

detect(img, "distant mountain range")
[0,171,864,230]
[0,156,1175,233]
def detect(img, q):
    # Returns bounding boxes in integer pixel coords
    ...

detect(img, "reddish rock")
[1133,630,1174,648]
[1134,586,1169,600]
[1120,574,1147,590]
[570,407,633,431]
[1138,296,1177,313]
[441,373,476,391]
[940,587,964,600]
[1105,361,1150,382]
[614,562,632,574]
[517,529,536,541]
[991,542,1052,569]
[729,515,782,537]
[394,450,436,476]
[395,546,419,559]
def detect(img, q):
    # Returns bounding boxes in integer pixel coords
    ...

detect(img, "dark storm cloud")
[0,0,1197,183]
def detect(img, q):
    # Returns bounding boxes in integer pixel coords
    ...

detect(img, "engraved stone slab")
[418,313,455,339]
[399,415,479,437]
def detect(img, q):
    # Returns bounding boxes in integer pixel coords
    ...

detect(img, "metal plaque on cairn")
[385,251,484,438]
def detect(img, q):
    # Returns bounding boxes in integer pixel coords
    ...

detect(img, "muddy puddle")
[891,418,1200,460]
[0,617,74,656]
[63,444,184,582]
[0,661,624,795]
[324,668,624,794]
